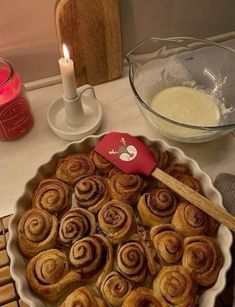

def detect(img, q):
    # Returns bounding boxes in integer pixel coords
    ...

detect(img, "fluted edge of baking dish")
[7,132,233,307]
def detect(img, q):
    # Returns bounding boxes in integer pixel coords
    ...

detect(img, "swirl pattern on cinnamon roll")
[17,209,58,258]
[108,167,123,179]
[123,287,162,307]
[108,173,143,206]
[165,163,190,177]
[116,234,158,283]
[153,265,198,307]
[182,236,223,286]
[59,208,96,247]
[60,286,106,307]
[74,175,110,213]
[98,200,136,244]
[69,234,113,287]
[171,202,209,237]
[101,272,133,306]
[138,188,177,227]
[32,179,70,215]
[150,224,183,265]
[91,150,114,175]
[26,249,81,302]
[159,164,201,193]
[56,153,95,185]
[174,174,201,193]
[150,145,171,170]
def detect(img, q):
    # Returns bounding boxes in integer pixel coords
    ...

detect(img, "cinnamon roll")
[56,153,95,185]
[74,175,110,213]
[123,287,162,307]
[32,178,70,215]
[150,224,183,265]
[138,188,177,227]
[69,234,113,287]
[59,208,96,247]
[60,286,106,307]
[108,167,123,179]
[91,150,114,175]
[109,168,148,192]
[160,164,201,193]
[17,209,58,258]
[108,173,143,206]
[171,202,209,236]
[98,200,136,244]
[26,249,81,302]
[182,236,223,286]
[116,234,158,283]
[150,145,171,170]
[173,174,201,193]
[153,265,198,307]
[207,216,219,236]
[101,272,133,306]
[165,163,190,177]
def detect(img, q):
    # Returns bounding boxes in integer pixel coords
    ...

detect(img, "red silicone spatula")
[95,132,235,231]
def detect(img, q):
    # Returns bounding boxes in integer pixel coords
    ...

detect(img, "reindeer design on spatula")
[109,137,138,161]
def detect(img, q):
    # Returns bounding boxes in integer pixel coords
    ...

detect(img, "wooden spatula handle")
[152,168,235,231]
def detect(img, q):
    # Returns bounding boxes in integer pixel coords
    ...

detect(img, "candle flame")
[62,44,70,59]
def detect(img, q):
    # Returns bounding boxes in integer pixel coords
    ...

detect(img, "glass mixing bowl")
[127,37,235,143]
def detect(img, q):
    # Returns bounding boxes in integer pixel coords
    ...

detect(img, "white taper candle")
[59,44,78,100]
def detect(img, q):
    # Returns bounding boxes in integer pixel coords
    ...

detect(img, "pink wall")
[1,0,235,82]
[0,0,59,81]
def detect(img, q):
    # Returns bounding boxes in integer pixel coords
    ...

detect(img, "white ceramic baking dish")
[7,133,232,307]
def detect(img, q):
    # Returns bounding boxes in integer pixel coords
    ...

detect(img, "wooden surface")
[153,168,235,231]
[0,213,233,306]
[55,0,123,86]
[0,215,29,307]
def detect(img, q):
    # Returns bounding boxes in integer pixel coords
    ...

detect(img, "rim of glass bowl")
[0,58,14,88]
[127,36,235,131]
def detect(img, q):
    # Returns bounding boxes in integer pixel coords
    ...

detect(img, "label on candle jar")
[0,97,33,140]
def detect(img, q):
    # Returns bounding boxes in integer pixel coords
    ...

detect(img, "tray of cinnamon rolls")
[7,133,232,307]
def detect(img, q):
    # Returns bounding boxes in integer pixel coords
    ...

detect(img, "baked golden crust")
[171,202,209,236]
[91,149,114,175]
[138,188,177,226]
[160,164,201,193]
[56,153,95,185]
[69,234,113,287]
[32,178,70,215]
[17,208,58,258]
[174,174,201,193]
[153,265,198,307]
[123,287,162,307]
[182,235,223,286]
[60,286,106,307]
[75,175,110,213]
[165,163,190,177]
[108,173,143,205]
[98,200,136,244]
[26,249,81,303]
[101,272,133,306]
[150,224,183,265]
[58,208,96,247]
[116,234,158,283]
[150,145,171,170]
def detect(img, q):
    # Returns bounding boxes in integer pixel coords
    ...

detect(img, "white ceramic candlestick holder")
[47,84,103,141]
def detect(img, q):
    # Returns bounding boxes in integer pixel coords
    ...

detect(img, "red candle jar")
[0,59,33,140]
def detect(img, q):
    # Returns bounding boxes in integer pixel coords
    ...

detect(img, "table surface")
[1,69,235,216]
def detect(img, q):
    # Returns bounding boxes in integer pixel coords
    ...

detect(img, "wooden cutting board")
[55,0,123,86]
